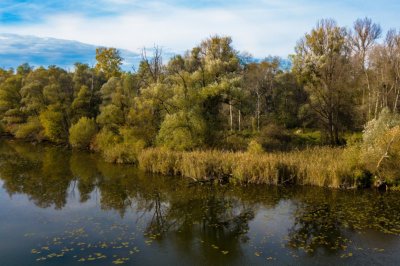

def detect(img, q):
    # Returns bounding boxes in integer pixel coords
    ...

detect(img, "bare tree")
[139,46,164,84]
[350,17,382,119]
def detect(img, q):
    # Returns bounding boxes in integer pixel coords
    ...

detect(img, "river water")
[1,139,400,265]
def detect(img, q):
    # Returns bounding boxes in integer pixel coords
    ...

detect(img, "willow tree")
[196,36,242,140]
[293,19,354,145]
[0,75,23,129]
[95,47,123,79]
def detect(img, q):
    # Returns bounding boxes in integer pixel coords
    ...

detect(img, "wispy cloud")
[0,0,399,57]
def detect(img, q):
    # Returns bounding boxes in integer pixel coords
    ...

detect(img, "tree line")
[0,18,399,162]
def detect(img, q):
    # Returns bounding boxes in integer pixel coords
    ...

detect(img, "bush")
[353,169,373,189]
[39,107,68,143]
[92,127,145,164]
[217,131,253,151]
[247,140,264,154]
[69,117,97,149]
[344,132,363,146]
[14,117,43,141]
[362,109,400,184]
[92,128,121,152]
[292,129,322,146]
[257,124,292,151]
[101,140,145,164]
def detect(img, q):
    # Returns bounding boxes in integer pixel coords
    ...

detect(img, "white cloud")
[0,0,399,58]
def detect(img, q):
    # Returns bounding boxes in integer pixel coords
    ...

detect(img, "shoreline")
[0,138,387,190]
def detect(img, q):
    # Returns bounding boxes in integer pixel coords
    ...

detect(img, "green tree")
[293,19,354,145]
[95,47,123,79]
[96,77,131,130]
[160,36,243,148]
[70,63,103,122]
[20,67,48,116]
[156,110,206,151]
[96,104,124,130]
[0,75,24,130]
[16,63,32,76]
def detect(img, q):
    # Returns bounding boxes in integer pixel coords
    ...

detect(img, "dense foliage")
[1,18,400,185]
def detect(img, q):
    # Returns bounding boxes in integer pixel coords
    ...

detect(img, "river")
[1,139,400,265]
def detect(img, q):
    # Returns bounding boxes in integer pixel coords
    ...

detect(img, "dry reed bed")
[138,147,356,188]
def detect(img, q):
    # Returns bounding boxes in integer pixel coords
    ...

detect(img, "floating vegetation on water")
[31,249,40,254]
[340,252,353,259]
[27,217,144,263]
[112,257,130,264]
[26,189,400,264]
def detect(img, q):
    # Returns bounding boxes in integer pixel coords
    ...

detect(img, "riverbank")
[0,138,385,189]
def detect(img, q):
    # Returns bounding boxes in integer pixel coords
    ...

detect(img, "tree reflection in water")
[0,140,261,263]
[2,139,400,263]
[287,200,346,254]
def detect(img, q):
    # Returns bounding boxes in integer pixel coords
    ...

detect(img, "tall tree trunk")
[374,89,380,119]
[229,100,233,131]
[238,109,241,131]
[328,112,334,146]
[363,61,372,120]
[256,91,260,131]
[394,86,399,112]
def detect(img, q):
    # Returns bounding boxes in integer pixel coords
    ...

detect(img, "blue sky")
[0,0,400,57]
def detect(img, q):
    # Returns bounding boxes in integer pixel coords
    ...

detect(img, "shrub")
[344,132,363,146]
[292,130,322,147]
[247,140,264,154]
[102,140,145,164]
[362,109,400,184]
[92,127,145,164]
[92,128,120,152]
[257,124,292,151]
[69,117,97,149]
[39,107,68,143]
[218,132,252,151]
[14,117,43,141]
[352,169,373,189]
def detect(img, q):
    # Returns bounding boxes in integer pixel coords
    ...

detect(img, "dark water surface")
[1,140,400,266]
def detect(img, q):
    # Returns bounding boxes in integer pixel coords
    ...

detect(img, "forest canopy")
[1,18,400,167]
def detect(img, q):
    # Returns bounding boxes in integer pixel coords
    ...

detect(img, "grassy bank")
[138,147,364,188]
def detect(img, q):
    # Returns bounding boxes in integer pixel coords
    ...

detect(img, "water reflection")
[1,139,400,265]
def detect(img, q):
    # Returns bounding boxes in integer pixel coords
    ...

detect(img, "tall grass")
[138,147,360,188]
